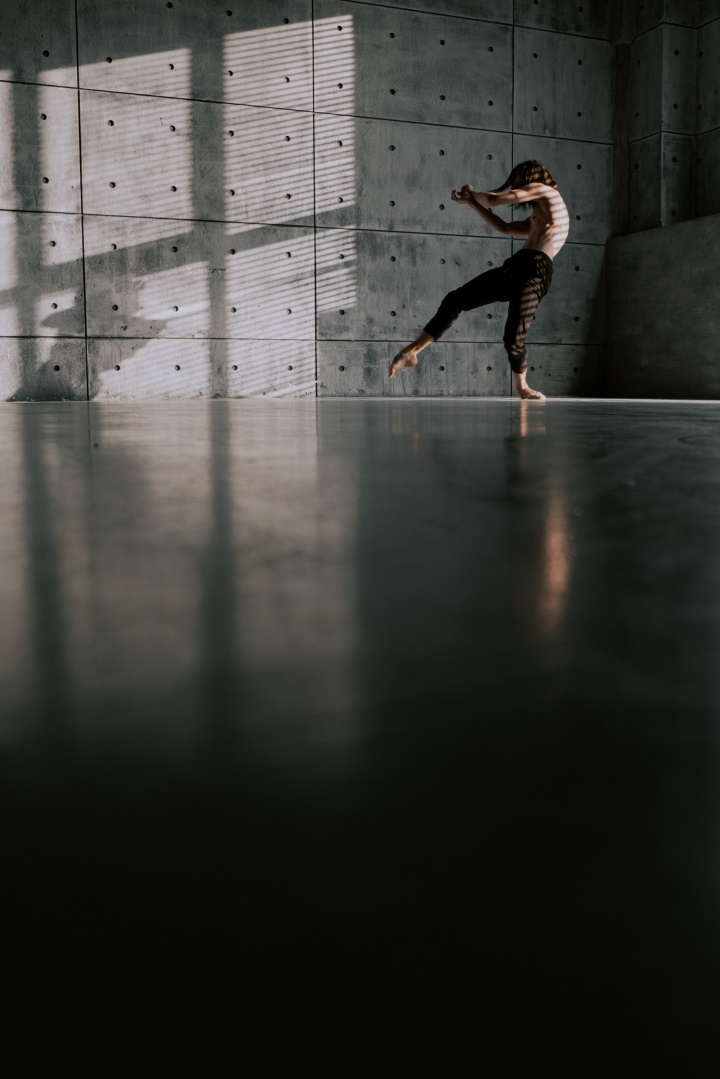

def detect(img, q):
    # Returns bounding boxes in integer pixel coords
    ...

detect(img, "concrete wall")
[615,0,720,234]
[0,0,615,401]
[605,0,720,398]
[607,211,720,398]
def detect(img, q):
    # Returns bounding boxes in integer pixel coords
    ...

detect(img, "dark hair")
[496,159,558,211]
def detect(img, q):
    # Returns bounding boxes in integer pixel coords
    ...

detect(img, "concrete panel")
[77,0,313,110]
[511,241,606,345]
[519,344,603,397]
[628,26,663,142]
[316,113,511,233]
[661,132,696,223]
[225,340,316,397]
[696,128,720,216]
[80,91,314,226]
[697,18,720,132]
[0,211,84,337]
[89,338,213,398]
[628,135,662,231]
[346,0,512,19]
[317,341,511,397]
[316,230,511,342]
[0,84,80,214]
[1,338,87,401]
[637,0,700,34]
[89,338,315,399]
[607,213,720,398]
[699,0,720,24]
[84,217,315,340]
[661,25,697,133]
[513,28,614,143]
[511,134,614,245]
[316,229,603,347]
[514,0,611,40]
[314,2,512,130]
[0,0,77,87]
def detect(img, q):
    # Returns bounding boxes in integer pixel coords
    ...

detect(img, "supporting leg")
[513,368,546,401]
[504,280,547,400]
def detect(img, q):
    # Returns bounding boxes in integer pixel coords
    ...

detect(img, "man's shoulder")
[525,182,556,195]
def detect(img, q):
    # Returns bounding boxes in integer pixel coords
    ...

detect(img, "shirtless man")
[389,160,570,400]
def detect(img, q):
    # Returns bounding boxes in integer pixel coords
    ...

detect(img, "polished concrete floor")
[2,397,720,1060]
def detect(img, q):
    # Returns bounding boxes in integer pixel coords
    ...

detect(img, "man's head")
[505,160,558,191]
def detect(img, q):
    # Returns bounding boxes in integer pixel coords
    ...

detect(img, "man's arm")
[484,183,544,207]
[468,193,510,234]
[506,219,531,238]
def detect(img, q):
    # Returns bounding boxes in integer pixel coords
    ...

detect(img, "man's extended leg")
[389,265,509,378]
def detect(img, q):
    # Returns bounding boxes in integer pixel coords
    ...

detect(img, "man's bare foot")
[516,381,546,400]
[389,346,418,379]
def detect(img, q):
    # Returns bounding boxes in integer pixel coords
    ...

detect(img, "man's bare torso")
[519,184,570,260]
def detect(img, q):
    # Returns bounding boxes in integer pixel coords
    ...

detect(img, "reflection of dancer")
[389,160,570,401]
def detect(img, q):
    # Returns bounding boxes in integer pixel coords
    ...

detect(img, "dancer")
[389,160,570,400]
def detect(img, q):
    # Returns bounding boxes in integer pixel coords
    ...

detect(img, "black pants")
[423,248,554,375]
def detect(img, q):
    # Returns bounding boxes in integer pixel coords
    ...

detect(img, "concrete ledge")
[607,212,720,399]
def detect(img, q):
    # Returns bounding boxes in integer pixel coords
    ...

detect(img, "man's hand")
[451,184,475,205]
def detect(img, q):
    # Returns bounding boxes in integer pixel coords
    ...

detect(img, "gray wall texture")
[0,0,618,400]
